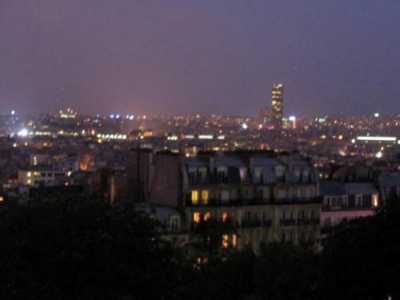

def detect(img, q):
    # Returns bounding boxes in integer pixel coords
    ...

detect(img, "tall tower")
[271,83,284,129]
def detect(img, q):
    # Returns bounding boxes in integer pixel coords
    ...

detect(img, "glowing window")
[222,234,229,249]
[232,234,238,248]
[193,212,201,224]
[222,212,229,223]
[201,190,209,205]
[372,194,379,208]
[191,190,199,205]
[203,211,211,221]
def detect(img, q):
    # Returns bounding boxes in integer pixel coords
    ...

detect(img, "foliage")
[1,195,400,299]
[254,243,320,300]
[319,195,400,300]
[190,219,236,261]
[0,199,185,299]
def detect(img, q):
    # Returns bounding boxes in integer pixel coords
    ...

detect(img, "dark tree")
[253,243,320,300]
[0,199,185,299]
[321,196,400,300]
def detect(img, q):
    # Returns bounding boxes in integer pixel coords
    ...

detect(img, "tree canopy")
[0,196,399,299]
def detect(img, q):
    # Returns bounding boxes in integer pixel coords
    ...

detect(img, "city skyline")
[2,2,400,299]
[1,1,400,116]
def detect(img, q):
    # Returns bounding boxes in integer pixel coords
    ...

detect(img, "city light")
[96,133,127,140]
[198,134,214,140]
[59,108,77,119]
[17,128,29,138]
[288,115,297,129]
[356,136,397,142]
[167,135,178,141]
[372,194,379,208]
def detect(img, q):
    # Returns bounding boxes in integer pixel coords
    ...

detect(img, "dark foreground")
[0,197,399,300]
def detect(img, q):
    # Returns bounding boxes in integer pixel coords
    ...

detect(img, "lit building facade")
[271,84,284,129]
[137,150,321,253]
[17,169,69,187]
[320,181,379,229]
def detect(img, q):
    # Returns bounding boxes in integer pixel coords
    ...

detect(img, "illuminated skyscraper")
[271,83,284,129]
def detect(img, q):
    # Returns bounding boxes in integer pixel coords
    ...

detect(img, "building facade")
[137,150,321,252]
[320,181,379,229]
[271,84,284,129]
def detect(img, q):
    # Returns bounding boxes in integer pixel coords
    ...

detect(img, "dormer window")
[188,167,198,184]
[239,167,247,183]
[293,168,301,182]
[199,167,207,182]
[275,165,285,179]
[217,166,227,176]
[217,166,228,183]
[253,168,263,184]
[302,169,310,182]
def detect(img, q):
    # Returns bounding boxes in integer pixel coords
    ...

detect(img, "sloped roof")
[344,182,378,194]
[379,172,400,187]
[320,181,346,196]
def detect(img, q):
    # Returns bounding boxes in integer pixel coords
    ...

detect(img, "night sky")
[1,0,400,116]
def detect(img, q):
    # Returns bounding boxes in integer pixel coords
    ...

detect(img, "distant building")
[378,172,400,203]
[258,107,272,126]
[127,148,154,203]
[271,84,284,129]
[17,169,69,187]
[320,181,379,229]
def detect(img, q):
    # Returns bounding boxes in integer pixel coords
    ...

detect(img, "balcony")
[281,218,321,227]
[280,219,297,226]
[240,218,272,228]
[185,198,272,207]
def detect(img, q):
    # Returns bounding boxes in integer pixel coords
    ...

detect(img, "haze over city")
[2,0,400,116]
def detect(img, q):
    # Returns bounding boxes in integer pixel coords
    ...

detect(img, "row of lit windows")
[193,211,230,224]
[323,194,379,208]
[191,190,209,205]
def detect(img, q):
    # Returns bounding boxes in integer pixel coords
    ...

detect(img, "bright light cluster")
[357,136,397,142]
[96,133,127,140]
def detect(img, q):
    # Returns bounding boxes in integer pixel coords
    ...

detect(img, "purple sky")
[1,0,400,116]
